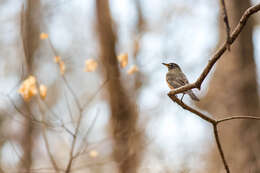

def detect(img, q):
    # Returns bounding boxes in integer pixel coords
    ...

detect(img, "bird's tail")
[187,90,200,101]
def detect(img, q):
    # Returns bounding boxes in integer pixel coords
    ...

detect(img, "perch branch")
[167,94,216,124]
[213,124,230,173]
[168,4,260,173]
[219,0,231,50]
[169,3,260,95]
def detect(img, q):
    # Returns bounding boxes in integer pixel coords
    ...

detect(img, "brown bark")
[18,0,42,171]
[96,1,144,173]
[198,0,260,172]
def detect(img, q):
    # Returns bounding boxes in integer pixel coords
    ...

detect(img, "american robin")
[162,62,199,101]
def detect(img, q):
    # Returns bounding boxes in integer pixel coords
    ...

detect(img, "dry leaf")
[54,56,61,63]
[39,84,47,100]
[127,65,139,75]
[85,59,98,72]
[40,32,48,40]
[59,60,66,75]
[89,150,98,158]
[53,56,65,75]
[117,53,128,68]
[18,76,38,101]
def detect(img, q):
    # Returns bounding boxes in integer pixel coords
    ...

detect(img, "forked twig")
[169,3,260,95]
[44,37,107,173]
[219,0,231,50]
[37,99,60,173]
[168,95,260,173]
[168,3,260,173]
[168,94,215,124]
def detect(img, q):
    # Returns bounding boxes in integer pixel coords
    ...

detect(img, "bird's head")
[162,63,181,71]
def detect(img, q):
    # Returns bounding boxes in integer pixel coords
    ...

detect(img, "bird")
[162,62,199,101]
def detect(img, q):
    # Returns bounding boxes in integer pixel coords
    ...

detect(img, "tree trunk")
[18,0,42,171]
[198,0,260,172]
[96,1,144,173]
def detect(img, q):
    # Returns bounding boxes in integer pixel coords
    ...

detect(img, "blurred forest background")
[0,0,260,173]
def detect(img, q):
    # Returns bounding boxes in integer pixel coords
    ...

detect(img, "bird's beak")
[162,63,170,67]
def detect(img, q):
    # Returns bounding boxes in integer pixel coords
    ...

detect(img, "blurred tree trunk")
[18,0,41,171]
[198,0,260,172]
[132,0,145,92]
[96,1,144,173]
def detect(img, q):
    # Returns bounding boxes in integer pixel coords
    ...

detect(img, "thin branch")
[219,0,231,50]
[39,98,75,136]
[62,75,82,111]
[41,99,60,121]
[213,125,230,173]
[48,37,82,111]
[10,141,24,164]
[82,79,108,111]
[6,95,53,128]
[167,3,260,173]
[7,95,29,118]
[44,36,108,173]
[74,137,110,157]
[64,84,104,172]
[61,124,75,137]
[168,94,216,124]
[64,91,74,122]
[169,3,260,95]
[37,99,60,173]
[217,116,260,124]
[64,110,82,173]
[42,127,60,173]
[73,109,100,159]
[47,38,58,56]
[168,94,260,173]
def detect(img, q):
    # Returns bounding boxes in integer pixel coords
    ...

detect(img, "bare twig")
[168,95,230,171]
[219,0,231,50]
[64,85,105,172]
[62,76,82,111]
[169,3,260,95]
[167,94,216,124]
[48,38,82,112]
[10,141,24,164]
[64,92,74,122]
[169,96,260,173]
[37,99,60,173]
[44,37,108,172]
[73,109,100,159]
[82,79,108,110]
[6,95,53,128]
[213,125,230,173]
[40,99,75,137]
[64,114,81,173]
[167,5,260,171]
[42,122,60,173]
[47,38,58,56]
[217,116,260,124]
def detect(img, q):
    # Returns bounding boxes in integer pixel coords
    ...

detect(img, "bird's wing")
[166,70,190,89]
[167,78,183,88]
[176,72,189,85]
